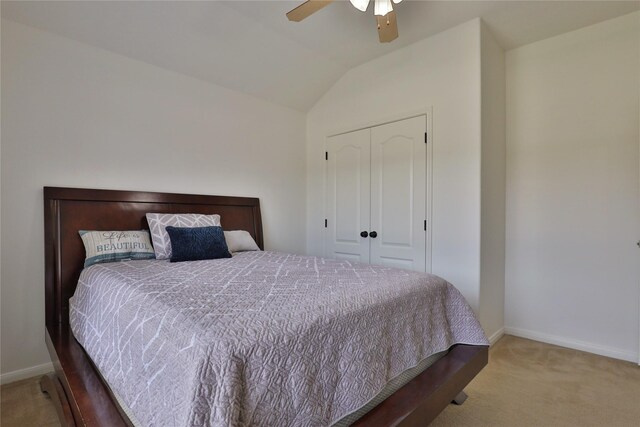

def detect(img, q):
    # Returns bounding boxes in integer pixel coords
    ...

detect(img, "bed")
[41,186,489,426]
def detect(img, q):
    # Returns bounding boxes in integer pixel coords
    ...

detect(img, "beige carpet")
[432,335,640,426]
[1,335,639,426]
[1,376,60,427]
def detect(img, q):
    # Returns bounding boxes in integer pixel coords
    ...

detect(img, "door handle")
[360,231,369,238]
[369,231,378,238]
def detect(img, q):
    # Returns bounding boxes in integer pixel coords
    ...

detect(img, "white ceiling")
[3,1,639,111]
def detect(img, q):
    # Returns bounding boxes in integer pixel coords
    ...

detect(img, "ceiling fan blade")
[376,11,398,43]
[286,0,334,22]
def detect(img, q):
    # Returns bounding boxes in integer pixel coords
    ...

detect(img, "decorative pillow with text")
[79,230,155,268]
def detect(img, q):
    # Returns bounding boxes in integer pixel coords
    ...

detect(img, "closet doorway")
[324,115,430,272]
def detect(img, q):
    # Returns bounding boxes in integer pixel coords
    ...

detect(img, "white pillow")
[146,213,221,260]
[224,230,260,253]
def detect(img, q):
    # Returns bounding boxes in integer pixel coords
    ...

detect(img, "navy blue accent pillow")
[165,226,232,263]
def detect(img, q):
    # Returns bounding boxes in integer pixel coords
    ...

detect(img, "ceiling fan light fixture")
[349,0,370,12]
[374,0,393,17]
[287,0,399,43]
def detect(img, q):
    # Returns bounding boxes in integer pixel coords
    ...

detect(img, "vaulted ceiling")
[3,1,638,111]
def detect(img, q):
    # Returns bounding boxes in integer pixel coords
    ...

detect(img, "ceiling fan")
[286,0,403,43]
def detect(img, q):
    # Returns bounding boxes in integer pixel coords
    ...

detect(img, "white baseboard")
[0,362,54,385]
[505,326,639,364]
[487,327,505,345]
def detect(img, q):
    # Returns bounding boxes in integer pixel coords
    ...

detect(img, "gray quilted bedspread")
[69,251,488,427]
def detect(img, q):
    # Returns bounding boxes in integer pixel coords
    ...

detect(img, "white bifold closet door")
[370,116,427,271]
[325,128,371,263]
[325,115,427,272]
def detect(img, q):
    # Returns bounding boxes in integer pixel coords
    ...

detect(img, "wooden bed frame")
[42,186,488,426]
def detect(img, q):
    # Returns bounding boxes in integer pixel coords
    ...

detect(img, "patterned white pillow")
[146,213,221,260]
[79,230,155,267]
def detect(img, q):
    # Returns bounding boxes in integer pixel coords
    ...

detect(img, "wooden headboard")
[44,187,263,328]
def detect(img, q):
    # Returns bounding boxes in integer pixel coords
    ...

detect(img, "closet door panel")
[325,129,371,263]
[370,116,426,271]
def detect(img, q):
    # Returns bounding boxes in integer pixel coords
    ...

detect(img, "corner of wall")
[478,21,507,337]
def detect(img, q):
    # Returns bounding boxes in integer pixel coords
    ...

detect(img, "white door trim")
[326,107,433,139]
[425,110,433,273]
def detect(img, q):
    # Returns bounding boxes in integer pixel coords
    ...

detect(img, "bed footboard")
[45,325,131,427]
[352,344,488,426]
[40,372,75,426]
